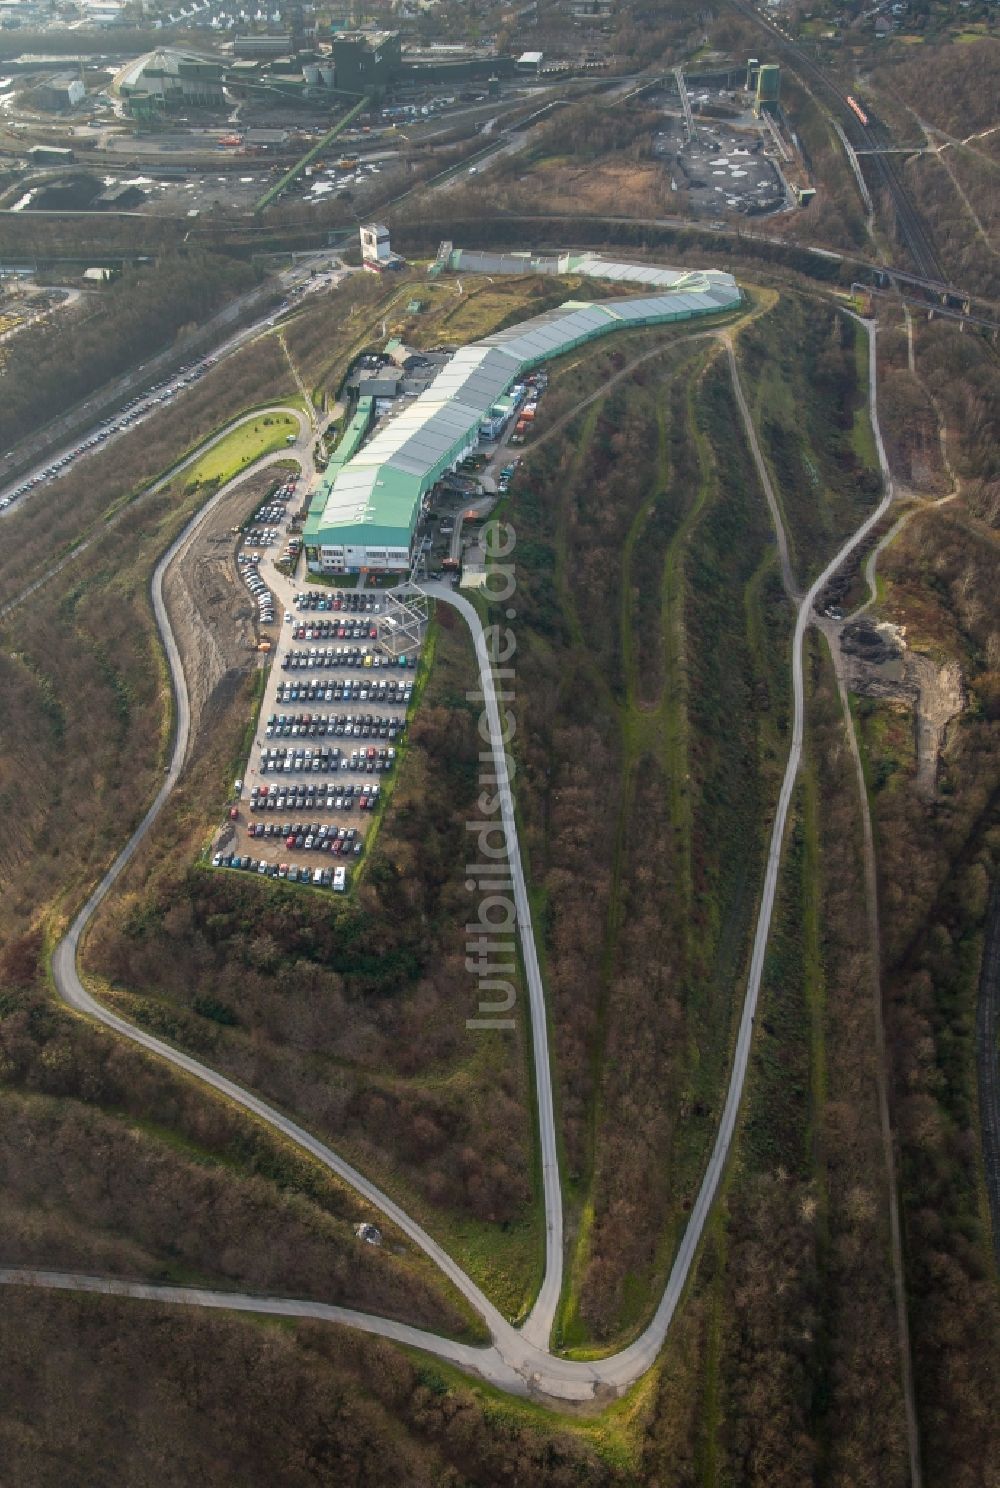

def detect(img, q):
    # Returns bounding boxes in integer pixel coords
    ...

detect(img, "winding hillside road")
[0,405,311,627]
[18,320,897,1402]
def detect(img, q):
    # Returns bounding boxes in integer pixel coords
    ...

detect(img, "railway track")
[864,116,945,284]
[728,0,947,284]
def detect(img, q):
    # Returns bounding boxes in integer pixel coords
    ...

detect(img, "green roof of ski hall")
[308,267,741,543]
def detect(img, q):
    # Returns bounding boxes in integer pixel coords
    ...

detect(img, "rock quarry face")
[840,618,965,797]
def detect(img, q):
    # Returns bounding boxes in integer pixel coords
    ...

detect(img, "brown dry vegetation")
[0,335,295,611]
[910,316,1000,525]
[876,312,951,496]
[0,411,483,1339]
[0,1291,624,1488]
[0,251,259,451]
[485,155,681,222]
[862,39,1000,295]
[761,76,873,256]
[904,150,1000,299]
[0,489,181,937]
[500,323,796,1345]
[0,935,469,1335]
[873,35,1000,139]
[82,606,539,1313]
[849,318,1000,1485]
[855,494,1000,1486]
[619,630,913,1486]
[736,295,883,582]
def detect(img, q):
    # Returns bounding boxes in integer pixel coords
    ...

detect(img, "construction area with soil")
[161,466,280,748]
[838,616,965,799]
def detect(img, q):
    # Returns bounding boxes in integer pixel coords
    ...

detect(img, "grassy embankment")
[413,286,914,1476]
[180,413,299,486]
[483,301,794,1353]
[734,295,884,590]
[661,635,911,1486]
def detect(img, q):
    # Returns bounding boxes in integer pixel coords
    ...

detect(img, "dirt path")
[823,622,922,1486]
[724,334,798,600]
[162,466,280,745]
[977,877,1000,1264]
[822,315,923,1488]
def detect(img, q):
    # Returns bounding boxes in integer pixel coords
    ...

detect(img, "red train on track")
[846,95,870,127]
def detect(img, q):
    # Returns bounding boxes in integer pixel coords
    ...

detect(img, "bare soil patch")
[496,156,678,219]
[162,469,279,745]
[839,617,965,797]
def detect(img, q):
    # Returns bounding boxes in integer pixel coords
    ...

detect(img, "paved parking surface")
[214,489,422,890]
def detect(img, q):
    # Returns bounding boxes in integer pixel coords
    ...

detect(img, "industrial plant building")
[116,31,512,114]
[303,256,741,576]
[331,31,513,95]
[114,49,226,114]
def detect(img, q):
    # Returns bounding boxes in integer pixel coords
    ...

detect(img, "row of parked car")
[260,740,394,770]
[283,645,415,669]
[212,853,347,890]
[291,621,379,641]
[275,678,412,704]
[1,358,218,512]
[264,711,403,740]
[239,556,275,625]
[248,781,382,812]
[251,493,292,526]
[295,591,381,614]
[249,820,364,853]
[497,461,517,495]
[243,525,281,548]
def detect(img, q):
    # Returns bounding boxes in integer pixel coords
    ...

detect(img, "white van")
[333,866,346,892]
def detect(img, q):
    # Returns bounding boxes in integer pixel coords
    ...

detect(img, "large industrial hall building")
[303,256,741,576]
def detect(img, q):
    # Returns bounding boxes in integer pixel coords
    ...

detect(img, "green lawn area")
[184,413,299,487]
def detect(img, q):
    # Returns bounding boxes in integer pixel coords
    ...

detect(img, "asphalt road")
[419,584,563,1350]
[0,255,344,516]
[0,405,310,627]
[38,322,900,1402]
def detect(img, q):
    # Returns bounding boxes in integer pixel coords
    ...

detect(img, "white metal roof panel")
[314,258,741,537]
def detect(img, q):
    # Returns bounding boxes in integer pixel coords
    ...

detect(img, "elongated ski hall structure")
[304,257,740,575]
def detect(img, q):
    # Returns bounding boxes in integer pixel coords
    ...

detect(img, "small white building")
[360,222,391,269]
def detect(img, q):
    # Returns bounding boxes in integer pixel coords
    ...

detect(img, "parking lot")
[214,575,423,892]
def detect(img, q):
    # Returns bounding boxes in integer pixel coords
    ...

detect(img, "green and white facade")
[304,257,740,575]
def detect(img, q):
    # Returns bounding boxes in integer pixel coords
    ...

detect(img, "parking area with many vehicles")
[214,571,423,891]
